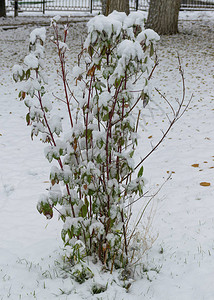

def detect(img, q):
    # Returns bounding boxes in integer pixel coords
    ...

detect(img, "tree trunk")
[146,0,181,35]
[0,0,6,17]
[102,0,130,16]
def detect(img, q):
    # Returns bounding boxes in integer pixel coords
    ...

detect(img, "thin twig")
[128,173,172,246]
[121,55,192,184]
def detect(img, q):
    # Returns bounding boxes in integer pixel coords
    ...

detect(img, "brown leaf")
[87,65,96,77]
[21,91,26,100]
[73,138,77,151]
[191,164,199,168]
[200,182,211,187]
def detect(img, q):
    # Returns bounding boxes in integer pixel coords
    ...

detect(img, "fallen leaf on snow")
[200,182,211,187]
[191,163,199,167]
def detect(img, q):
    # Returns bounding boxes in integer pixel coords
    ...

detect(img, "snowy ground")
[0,10,214,300]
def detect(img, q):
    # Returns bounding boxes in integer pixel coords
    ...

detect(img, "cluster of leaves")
[13,12,159,277]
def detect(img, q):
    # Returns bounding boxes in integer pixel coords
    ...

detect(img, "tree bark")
[0,0,6,17]
[146,0,181,35]
[102,0,130,16]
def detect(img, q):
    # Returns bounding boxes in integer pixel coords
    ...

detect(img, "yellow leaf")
[191,164,199,167]
[87,65,96,77]
[200,182,211,187]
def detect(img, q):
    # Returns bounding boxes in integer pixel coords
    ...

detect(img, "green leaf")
[150,43,154,57]
[20,70,25,81]
[81,204,88,218]
[87,175,92,184]
[138,166,144,177]
[13,74,18,83]
[26,69,31,80]
[114,78,122,88]
[100,82,106,88]
[26,113,30,125]
[130,150,134,158]
[37,201,53,219]
[61,229,66,242]
[88,189,95,196]
[68,227,74,239]
[96,153,103,163]
[102,113,109,122]
[138,184,143,196]
[40,86,45,96]
[88,45,94,57]
[87,129,92,139]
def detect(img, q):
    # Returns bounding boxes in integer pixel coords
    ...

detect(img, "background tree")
[0,0,6,17]
[146,0,181,35]
[102,0,129,16]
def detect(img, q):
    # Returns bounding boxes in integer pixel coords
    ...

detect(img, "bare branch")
[155,88,176,116]
[121,55,192,184]
[127,173,172,246]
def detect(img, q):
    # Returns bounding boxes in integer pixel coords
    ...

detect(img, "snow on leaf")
[58,41,69,53]
[30,27,46,44]
[24,53,39,69]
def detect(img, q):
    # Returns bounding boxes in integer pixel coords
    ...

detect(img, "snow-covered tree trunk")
[0,0,6,17]
[146,0,181,35]
[102,0,129,16]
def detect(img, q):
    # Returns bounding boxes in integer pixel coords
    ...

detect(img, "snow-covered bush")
[13,11,160,276]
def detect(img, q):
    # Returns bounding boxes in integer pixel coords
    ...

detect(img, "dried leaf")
[87,65,96,77]
[191,164,199,168]
[21,91,26,100]
[73,138,77,151]
[200,182,211,187]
